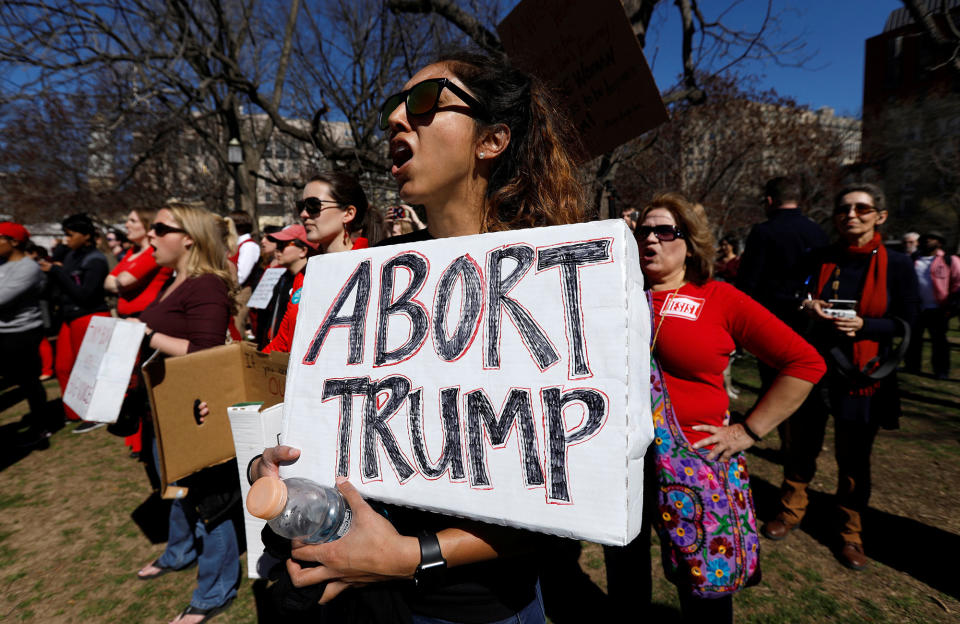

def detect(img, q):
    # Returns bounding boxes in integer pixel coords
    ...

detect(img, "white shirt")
[236,233,260,285]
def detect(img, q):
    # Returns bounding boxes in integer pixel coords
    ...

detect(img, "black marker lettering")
[537,240,611,378]
[542,387,607,503]
[465,388,544,488]
[375,253,429,366]
[433,255,483,361]
[361,376,415,481]
[323,377,371,477]
[407,388,466,480]
[303,260,371,365]
[485,246,559,370]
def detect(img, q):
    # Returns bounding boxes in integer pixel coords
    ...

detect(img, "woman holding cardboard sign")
[135,203,241,624]
[633,193,824,621]
[249,51,587,623]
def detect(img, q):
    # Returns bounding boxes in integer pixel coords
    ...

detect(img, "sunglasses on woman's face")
[270,238,303,251]
[636,225,686,242]
[151,222,186,237]
[834,202,876,216]
[296,197,339,216]
[378,78,488,131]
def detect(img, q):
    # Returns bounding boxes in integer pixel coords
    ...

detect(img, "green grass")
[1,326,959,622]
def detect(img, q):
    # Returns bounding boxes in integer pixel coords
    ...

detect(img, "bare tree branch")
[386,0,504,57]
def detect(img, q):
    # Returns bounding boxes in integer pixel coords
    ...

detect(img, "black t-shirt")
[373,227,543,623]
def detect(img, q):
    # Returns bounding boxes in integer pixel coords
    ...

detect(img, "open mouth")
[390,139,413,173]
[643,248,657,259]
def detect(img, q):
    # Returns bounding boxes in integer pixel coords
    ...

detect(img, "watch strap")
[414,531,446,587]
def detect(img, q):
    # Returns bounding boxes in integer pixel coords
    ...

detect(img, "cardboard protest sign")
[228,402,285,578]
[281,220,652,546]
[142,342,288,498]
[247,267,287,309]
[497,0,668,161]
[63,316,144,423]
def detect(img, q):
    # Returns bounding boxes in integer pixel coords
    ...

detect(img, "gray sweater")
[0,258,44,333]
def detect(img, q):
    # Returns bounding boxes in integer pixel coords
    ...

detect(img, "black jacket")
[737,209,828,328]
[48,246,109,321]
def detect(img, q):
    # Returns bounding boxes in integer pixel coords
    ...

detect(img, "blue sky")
[498,0,905,119]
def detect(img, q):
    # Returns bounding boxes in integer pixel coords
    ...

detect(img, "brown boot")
[762,516,798,541]
[839,542,868,570]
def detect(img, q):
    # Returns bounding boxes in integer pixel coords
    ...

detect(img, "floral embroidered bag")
[648,351,761,598]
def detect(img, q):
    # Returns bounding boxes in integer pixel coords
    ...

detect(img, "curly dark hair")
[437,51,586,232]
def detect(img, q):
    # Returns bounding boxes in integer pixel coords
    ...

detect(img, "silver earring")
[479,151,485,159]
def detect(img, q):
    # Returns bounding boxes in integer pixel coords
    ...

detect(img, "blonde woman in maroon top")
[135,203,239,624]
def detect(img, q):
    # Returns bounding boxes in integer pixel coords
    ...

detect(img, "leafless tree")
[0,0,450,219]
[615,74,856,236]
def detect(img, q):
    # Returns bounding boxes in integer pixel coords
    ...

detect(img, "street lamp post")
[228,137,243,213]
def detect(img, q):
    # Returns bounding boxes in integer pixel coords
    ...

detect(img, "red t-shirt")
[651,280,825,445]
[262,237,369,354]
[110,248,174,316]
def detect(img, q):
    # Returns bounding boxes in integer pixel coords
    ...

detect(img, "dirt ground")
[1,335,958,623]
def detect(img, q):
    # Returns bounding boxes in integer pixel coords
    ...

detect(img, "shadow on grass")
[751,476,960,600]
[0,398,66,473]
[130,491,171,544]
[899,389,960,410]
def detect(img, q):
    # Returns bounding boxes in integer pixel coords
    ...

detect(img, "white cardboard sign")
[281,220,652,545]
[229,402,285,579]
[247,267,287,309]
[63,316,144,423]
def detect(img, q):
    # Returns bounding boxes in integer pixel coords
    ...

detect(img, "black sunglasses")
[636,225,686,242]
[269,237,304,251]
[296,197,340,216]
[834,202,877,216]
[152,222,186,237]
[378,78,488,131]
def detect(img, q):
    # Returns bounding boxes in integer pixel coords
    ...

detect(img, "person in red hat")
[261,224,320,354]
[0,222,53,446]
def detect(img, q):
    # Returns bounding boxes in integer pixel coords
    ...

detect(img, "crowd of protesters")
[2,50,959,624]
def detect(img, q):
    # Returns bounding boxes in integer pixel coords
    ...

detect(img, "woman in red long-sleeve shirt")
[610,192,825,624]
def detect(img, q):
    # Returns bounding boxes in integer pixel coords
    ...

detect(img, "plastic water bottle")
[246,476,352,543]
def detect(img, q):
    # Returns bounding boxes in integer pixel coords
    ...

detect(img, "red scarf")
[815,232,887,394]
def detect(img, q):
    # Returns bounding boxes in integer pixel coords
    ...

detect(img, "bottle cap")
[246,476,288,520]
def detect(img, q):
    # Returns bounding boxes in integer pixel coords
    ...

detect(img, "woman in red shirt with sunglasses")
[262,171,371,355]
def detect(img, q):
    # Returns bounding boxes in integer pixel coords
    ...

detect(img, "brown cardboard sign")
[142,342,288,498]
[497,0,668,160]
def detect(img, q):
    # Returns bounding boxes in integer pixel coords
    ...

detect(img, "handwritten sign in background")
[281,221,652,545]
[247,267,287,309]
[63,316,144,423]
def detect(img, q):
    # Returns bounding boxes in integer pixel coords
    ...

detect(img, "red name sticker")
[661,294,705,321]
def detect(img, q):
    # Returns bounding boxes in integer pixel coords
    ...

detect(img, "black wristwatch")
[414,531,447,587]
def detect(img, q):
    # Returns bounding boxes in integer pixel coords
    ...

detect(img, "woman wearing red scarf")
[763,183,919,571]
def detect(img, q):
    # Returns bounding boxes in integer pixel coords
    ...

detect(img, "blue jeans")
[153,440,239,609]
[411,580,545,624]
